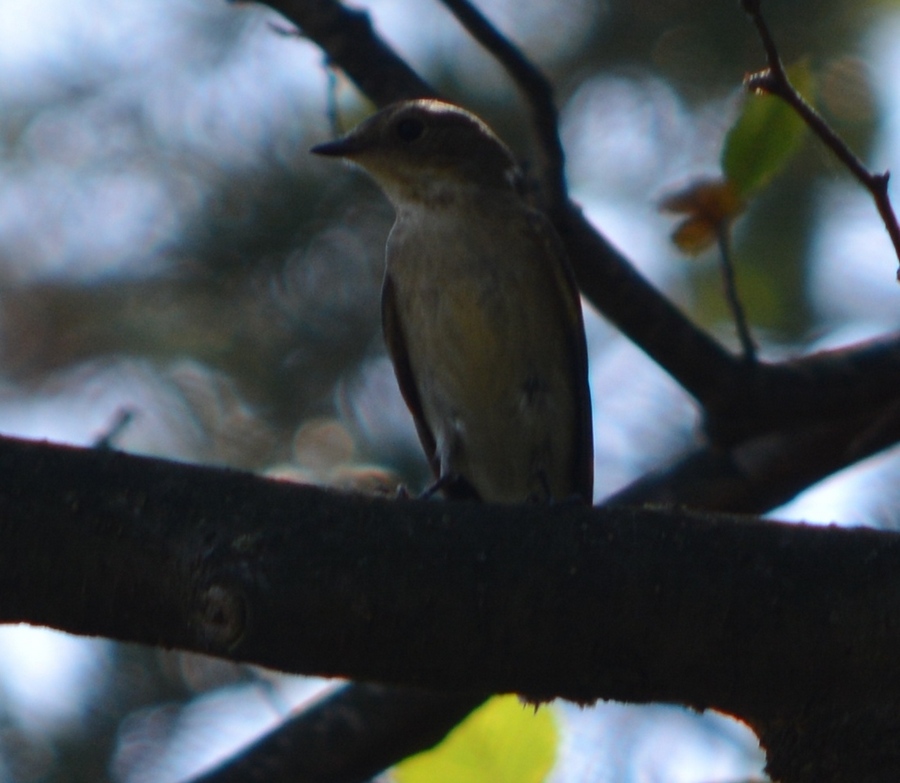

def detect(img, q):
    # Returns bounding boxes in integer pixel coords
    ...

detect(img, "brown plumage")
[312,99,592,504]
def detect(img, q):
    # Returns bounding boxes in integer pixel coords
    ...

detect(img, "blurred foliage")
[0,0,894,780]
[660,178,745,254]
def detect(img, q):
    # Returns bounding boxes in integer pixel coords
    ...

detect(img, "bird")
[311,99,592,505]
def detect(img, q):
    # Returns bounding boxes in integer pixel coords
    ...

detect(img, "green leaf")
[393,696,559,783]
[722,60,814,196]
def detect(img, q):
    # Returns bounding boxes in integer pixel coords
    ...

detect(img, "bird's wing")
[526,209,594,504]
[381,271,480,500]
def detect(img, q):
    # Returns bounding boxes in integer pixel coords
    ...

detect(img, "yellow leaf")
[671,217,718,254]
[393,695,558,783]
[660,178,745,255]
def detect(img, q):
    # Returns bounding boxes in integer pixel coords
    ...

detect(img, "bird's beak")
[310,135,364,158]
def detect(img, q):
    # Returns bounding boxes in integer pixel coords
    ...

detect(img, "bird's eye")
[395,117,424,142]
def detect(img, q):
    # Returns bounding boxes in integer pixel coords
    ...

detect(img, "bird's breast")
[388,210,530,399]
[384,201,583,502]
[386,205,574,418]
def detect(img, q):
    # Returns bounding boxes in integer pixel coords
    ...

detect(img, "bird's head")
[311,99,521,205]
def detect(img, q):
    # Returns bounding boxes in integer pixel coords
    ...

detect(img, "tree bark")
[3,434,900,780]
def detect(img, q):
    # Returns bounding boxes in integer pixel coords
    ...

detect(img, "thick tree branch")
[0,432,896,710]
[4,434,900,782]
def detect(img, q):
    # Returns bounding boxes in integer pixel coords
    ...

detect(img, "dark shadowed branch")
[11,431,890,702]
[189,683,481,783]
[269,0,436,106]
[436,0,567,208]
[3,434,900,782]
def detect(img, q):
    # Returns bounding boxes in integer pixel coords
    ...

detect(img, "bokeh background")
[0,0,898,780]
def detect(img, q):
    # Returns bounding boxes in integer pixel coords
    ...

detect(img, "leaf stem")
[717,227,757,363]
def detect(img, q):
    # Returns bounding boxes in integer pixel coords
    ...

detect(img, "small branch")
[740,0,782,75]
[610,396,900,511]
[271,0,436,106]
[742,0,900,276]
[716,227,757,363]
[93,408,137,450]
[437,0,567,209]
[188,684,484,783]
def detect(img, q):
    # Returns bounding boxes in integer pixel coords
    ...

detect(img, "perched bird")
[311,99,592,504]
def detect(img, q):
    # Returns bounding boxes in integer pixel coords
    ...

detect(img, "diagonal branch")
[741,0,900,277]
[437,0,567,209]
[188,683,481,783]
[271,0,436,106]
[610,397,900,511]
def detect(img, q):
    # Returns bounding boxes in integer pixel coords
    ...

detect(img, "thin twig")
[717,228,757,363]
[742,0,900,279]
[437,0,568,209]
[92,408,137,450]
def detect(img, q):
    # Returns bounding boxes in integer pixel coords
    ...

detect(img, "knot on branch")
[196,583,249,651]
